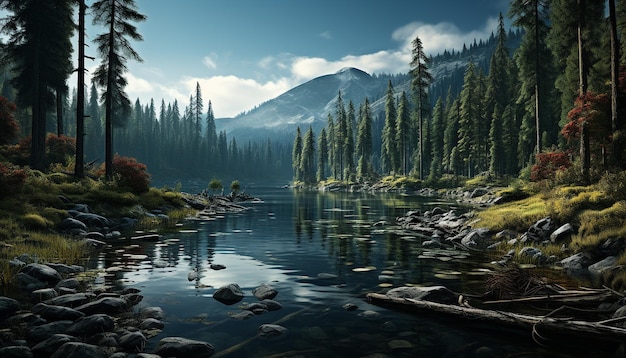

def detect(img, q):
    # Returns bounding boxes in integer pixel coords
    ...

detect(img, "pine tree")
[92,0,146,178]
[317,128,328,182]
[1,0,75,170]
[356,98,373,182]
[292,127,303,182]
[458,62,479,177]
[428,97,445,180]
[206,100,217,166]
[334,92,347,180]
[396,91,411,175]
[326,113,335,178]
[381,81,398,174]
[409,35,433,180]
[300,126,316,184]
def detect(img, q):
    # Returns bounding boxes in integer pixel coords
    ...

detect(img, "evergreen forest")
[292,2,626,188]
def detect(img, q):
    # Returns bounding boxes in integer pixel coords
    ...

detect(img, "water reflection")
[87,187,595,357]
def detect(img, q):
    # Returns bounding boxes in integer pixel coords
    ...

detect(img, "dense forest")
[1,1,625,188]
[293,1,626,186]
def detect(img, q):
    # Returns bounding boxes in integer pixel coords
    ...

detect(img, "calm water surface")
[93,187,600,357]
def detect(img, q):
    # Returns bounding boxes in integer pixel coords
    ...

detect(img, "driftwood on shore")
[366,292,626,344]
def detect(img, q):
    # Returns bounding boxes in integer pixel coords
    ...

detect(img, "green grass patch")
[476,195,548,232]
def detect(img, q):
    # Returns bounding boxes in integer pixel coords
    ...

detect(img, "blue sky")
[83,0,510,118]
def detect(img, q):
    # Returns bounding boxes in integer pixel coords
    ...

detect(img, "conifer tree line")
[293,2,626,184]
[0,0,289,182]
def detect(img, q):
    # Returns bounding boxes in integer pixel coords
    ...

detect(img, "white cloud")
[120,17,499,118]
[203,54,218,70]
[319,31,332,40]
[392,18,499,56]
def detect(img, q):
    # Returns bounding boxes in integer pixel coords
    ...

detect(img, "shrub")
[0,96,19,145]
[208,178,223,193]
[97,155,151,193]
[23,213,51,230]
[46,134,76,165]
[0,162,27,198]
[530,151,571,182]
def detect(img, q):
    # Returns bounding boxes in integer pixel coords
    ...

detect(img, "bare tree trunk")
[609,0,622,167]
[578,0,590,183]
[105,2,116,179]
[534,0,541,155]
[75,0,86,178]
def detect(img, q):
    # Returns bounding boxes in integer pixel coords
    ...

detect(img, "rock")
[140,318,164,330]
[6,312,45,327]
[26,320,74,343]
[140,306,164,320]
[231,311,255,320]
[118,331,147,351]
[50,342,107,358]
[550,223,574,243]
[388,339,414,350]
[66,314,114,336]
[56,278,81,290]
[213,283,245,305]
[317,272,338,279]
[45,263,84,275]
[560,252,593,276]
[58,218,88,232]
[85,238,107,248]
[31,303,85,321]
[155,337,215,358]
[258,324,288,338]
[0,296,20,319]
[31,288,58,303]
[209,263,226,270]
[470,187,489,198]
[242,302,267,312]
[260,299,282,311]
[527,217,554,242]
[357,310,381,319]
[31,334,79,357]
[342,303,358,311]
[45,292,95,308]
[93,332,119,348]
[75,297,128,315]
[460,228,492,250]
[381,321,398,332]
[588,256,618,277]
[11,272,47,292]
[20,263,62,286]
[73,212,110,228]
[0,346,33,358]
[519,246,542,258]
[252,283,278,300]
[386,286,457,304]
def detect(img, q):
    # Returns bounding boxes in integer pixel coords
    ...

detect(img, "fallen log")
[367,292,626,344]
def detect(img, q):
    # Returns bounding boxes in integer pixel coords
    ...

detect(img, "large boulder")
[66,314,114,336]
[560,252,593,277]
[58,218,88,232]
[31,334,80,357]
[50,342,108,358]
[155,337,215,358]
[118,331,147,351]
[31,303,85,321]
[45,292,95,308]
[20,263,62,286]
[588,256,618,277]
[0,346,33,358]
[0,296,20,320]
[550,223,574,243]
[213,283,245,305]
[26,320,74,343]
[75,297,128,315]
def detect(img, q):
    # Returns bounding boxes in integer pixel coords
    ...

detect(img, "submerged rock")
[252,283,278,300]
[258,324,288,338]
[213,284,244,305]
[155,337,215,358]
[385,286,456,304]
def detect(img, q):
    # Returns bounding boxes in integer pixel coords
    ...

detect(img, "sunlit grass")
[476,195,548,232]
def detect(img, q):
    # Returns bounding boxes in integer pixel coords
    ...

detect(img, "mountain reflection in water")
[88,187,594,357]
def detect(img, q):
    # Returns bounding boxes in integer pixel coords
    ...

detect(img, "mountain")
[216,67,391,142]
[215,30,523,144]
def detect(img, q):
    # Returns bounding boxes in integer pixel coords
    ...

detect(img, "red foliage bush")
[0,96,19,145]
[98,155,151,193]
[562,92,611,143]
[46,134,76,165]
[531,151,571,182]
[0,161,27,197]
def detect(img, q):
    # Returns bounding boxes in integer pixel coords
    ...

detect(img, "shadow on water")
[89,187,612,357]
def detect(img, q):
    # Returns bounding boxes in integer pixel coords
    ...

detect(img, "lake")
[91,186,598,357]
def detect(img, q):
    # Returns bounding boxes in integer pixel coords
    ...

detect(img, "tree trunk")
[581,121,590,185]
[74,0,86,178]
[56,88,64,136]
[534,0,541,156]
[609,0,622,167]
[30,37,46,171]
[105,2,116,179]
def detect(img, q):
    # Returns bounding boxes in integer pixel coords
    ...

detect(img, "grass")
[0,167,192,285]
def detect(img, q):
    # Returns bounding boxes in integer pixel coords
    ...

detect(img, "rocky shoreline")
[0,191,262,358]
[1,186,622,357]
